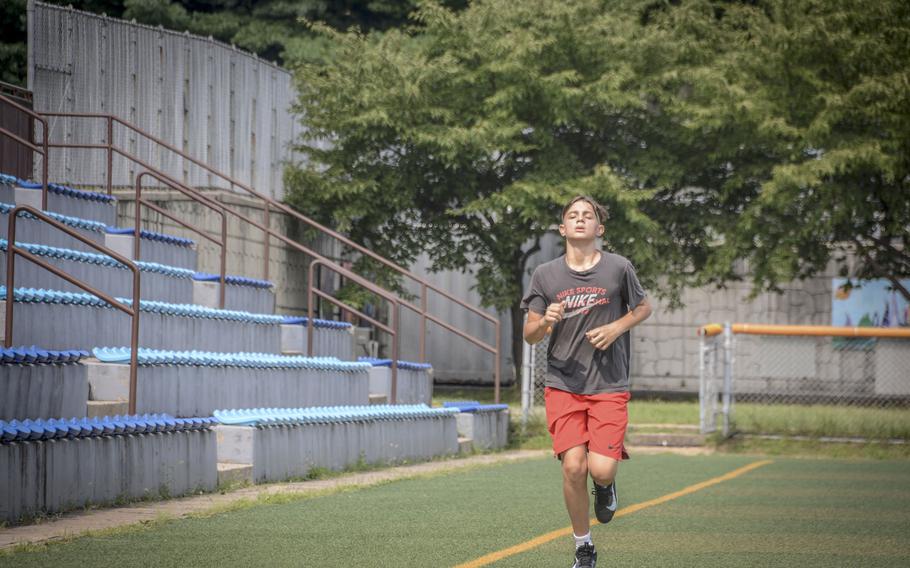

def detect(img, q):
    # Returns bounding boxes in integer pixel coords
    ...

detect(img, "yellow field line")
[453,459,774,568]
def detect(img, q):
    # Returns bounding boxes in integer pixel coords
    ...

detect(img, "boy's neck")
[565,240,600,270]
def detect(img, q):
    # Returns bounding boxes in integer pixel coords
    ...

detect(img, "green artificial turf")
[5,453,908,567]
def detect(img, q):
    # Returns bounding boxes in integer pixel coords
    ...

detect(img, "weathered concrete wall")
[630,266,838,394]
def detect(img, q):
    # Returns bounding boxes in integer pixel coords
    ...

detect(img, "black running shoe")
[592,481,617,524]
[572,542,597,568]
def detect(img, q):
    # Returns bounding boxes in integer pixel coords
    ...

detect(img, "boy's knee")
[588,462,617,486]
[589,469,615,486]
[561,455,588,482]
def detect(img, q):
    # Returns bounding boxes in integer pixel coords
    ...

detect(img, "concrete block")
[368,367,433,405]
[87,400,129,418]
[86,360,130,401]
[104,233,197,270]
[215,425,256,464]
[14,187,42,209]
[453,409,509,450]
[281,324,355,360]
[217,462,253,487]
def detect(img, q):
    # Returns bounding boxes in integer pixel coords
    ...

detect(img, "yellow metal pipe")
[698,323,910,338]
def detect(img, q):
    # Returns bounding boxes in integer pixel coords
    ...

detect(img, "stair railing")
[4,205,141,413]
[5,97,502,401]
[135,170,228,308]
[0,94,48,208]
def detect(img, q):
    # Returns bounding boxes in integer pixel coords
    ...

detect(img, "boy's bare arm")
[523,302,565,344]
[585,297,653,350]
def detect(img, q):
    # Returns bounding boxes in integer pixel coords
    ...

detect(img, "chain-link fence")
[520,338,549,426]
[699,324,910,437]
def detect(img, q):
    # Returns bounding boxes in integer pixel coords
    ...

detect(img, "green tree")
[0,0,468,86]
[0,0,28,86]
[286,0,714,381]
[691,0,910,299]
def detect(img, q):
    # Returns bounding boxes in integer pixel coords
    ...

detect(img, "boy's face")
[559,200,604,242]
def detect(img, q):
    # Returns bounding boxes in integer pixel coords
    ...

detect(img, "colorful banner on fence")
[832,278,910,328]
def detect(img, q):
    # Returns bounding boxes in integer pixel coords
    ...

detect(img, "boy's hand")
[586,322,622,350]
[542,301,566,327]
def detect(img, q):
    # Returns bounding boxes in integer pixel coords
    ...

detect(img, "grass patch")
[731,403,910,439]
[437,386,910,443]
[715,436,910,460]
[629,399,700,425]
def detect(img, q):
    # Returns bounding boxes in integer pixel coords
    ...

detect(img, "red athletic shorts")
[545,387,631,460]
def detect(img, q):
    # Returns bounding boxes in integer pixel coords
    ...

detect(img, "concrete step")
[0,291,283,353]
[84,353,371,417]
[105,229,197,271]
[458,436,474,455]
[192,276,275,314]
[0,240,195,305]
[86,400,129,418]
[217,462,253,487]
[0,177,118,227]
[369,394,388,405]
[1,201,106,253]
[280,320,354,361]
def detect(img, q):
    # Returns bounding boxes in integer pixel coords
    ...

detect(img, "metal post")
[698,332,707,434]
[106,117,113,195]
[263,202,270,281]
[721,322,734,437]
[494,318,502,404]
[4,213,18,347]
[419,283,426,363]
[520,334,531,432]
[306,262,315,357]
[26,1,34,92]
[390,303,399,404]
[133,184,143,265]
[128,267,141,415]
[219,215,227,309]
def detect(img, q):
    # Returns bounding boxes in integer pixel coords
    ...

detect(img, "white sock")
[574,532,592,549]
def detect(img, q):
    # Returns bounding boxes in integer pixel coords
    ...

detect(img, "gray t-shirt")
[520,252,646,394]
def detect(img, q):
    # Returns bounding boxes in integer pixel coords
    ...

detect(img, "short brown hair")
[561,195,607,224]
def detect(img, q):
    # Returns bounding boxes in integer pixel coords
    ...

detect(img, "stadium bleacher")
[0,173,475,524]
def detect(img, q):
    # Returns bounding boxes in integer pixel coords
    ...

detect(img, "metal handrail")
[309,258,402,401]
[0,95,48,208]
[14,99,502,401]
[0,80,32,102]
[4,205,141,413]
[135,171,228,308]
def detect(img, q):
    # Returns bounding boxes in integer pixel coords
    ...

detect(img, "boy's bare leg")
[587,451,619,487]
[561,445,591,535]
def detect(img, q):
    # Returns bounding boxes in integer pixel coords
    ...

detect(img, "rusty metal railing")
[135,171,228,308]
[9,98,502,401]
[309,258,402,401]
[0,94,48,209]
[4,205,141,413]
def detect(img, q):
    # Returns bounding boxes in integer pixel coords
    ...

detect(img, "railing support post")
[106,116,113,195]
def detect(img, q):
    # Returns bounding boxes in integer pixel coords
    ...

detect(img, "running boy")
[521,195,652,568]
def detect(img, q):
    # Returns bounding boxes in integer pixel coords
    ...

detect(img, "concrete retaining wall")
[368,367,433,405]
[0,363,88,421]
[455,409,510,450]
[0,429,217,524]
[87,361,371,417]
[216,417,459,483]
